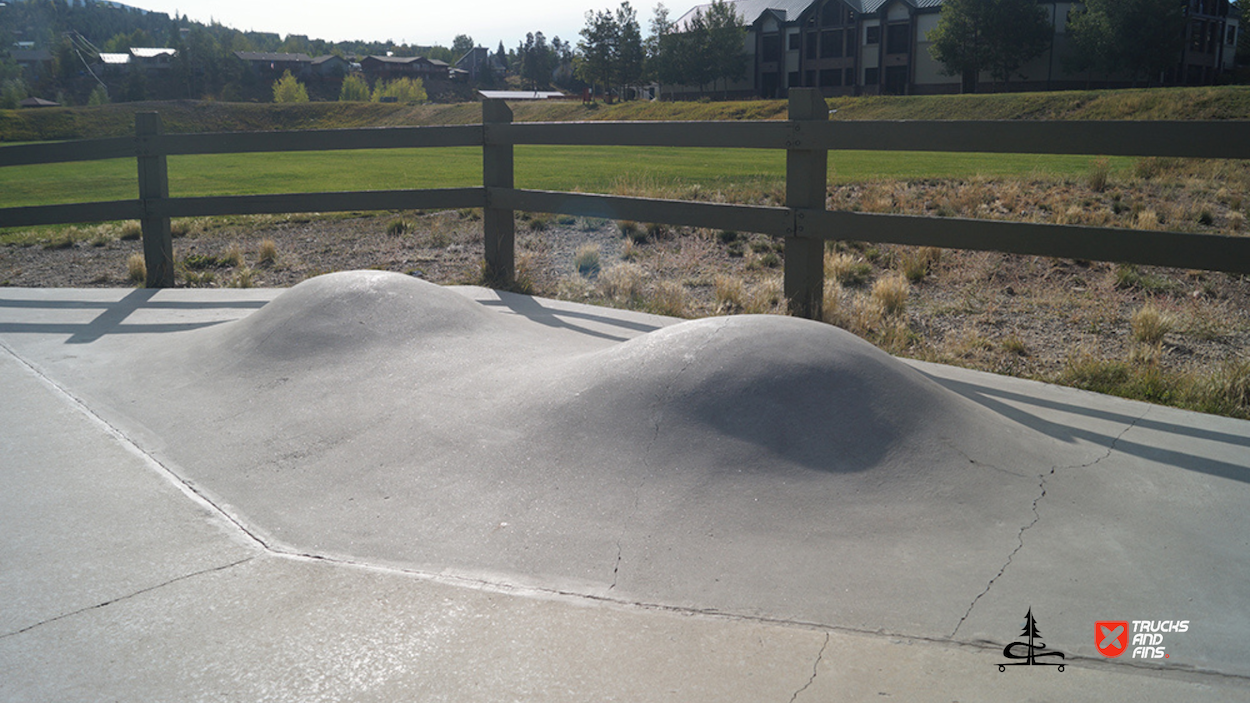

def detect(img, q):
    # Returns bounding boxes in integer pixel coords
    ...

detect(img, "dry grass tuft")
[598,263,646,304]
[1088,157,1111,192]
[871,273,909,317]
[714,274,746,312]
[744,277,785,314]
[257,239,279,266]
[897,246,942,282]
[648,280,690,317]
[119,221,142,241]
[1131,302,1174,345]
[825,251,872,286]
[574,243,601,276]
[126,253,146,284]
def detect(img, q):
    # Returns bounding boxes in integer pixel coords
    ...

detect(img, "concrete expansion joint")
[0,557,255,639]
[788,632,829,703]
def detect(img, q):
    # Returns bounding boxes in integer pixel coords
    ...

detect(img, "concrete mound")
[209,270,494,361]
[76,270,1069,635]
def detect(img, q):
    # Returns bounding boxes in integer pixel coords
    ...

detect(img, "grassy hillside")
[2,86,1249,142]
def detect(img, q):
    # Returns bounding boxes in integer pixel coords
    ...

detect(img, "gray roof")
[676,0,944,28]
[234,52,313,63]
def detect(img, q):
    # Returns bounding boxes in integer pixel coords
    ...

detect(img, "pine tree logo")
[998,608,1066,671]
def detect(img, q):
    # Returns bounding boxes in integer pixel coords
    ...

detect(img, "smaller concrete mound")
[209,271,494,361]
[541,315,988,475]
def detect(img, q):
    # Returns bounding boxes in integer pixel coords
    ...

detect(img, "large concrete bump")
[2,270,1248,700]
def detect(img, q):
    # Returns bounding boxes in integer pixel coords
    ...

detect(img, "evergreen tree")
[704,0,747,97]
[615,2,645,96]
[577,8,619,100]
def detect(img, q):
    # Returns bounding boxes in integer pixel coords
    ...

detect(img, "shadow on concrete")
[930,373,1250,484]
[0,290,269,344]
[481,290,662,342]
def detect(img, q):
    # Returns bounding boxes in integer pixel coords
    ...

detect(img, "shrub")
[528,215,551,231]
[272,70,310,103]
[574,243,601,276]
[339,75,371,102]
[223,244,244,268]
[372,77,427,104]
[387,219,409,236]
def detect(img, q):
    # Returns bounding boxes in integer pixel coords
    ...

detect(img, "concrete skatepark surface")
[1,270,1247,701]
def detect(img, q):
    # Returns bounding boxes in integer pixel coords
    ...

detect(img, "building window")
[821,30,843,58]
[789,33,801,51]
[844,67,855,86]
[819,69,842,87]
[866,25,880,45]
[788,71,801,87]
[886,23,910,55]
[762,34,781,62]
[806,33,818,59]
[805,70,816,86]
[864,67,879,85]
[1229,26,1238,45]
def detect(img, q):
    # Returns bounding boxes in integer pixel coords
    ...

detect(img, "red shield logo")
[1096,621,1129,657]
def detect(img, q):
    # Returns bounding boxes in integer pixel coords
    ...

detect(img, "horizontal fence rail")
[1,89,1248,317]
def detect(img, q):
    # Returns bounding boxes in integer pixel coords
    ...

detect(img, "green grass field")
[0,146,1130,210]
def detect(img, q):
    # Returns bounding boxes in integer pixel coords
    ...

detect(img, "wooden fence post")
[784,88,829,320]
[482,99,515,286]
[136,112,174,288]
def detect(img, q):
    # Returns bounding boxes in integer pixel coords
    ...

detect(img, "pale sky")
[133,1,661,51]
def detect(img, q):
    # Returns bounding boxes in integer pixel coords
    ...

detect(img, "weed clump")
[386,219,409,236]
[825,251,872,286]
[1088,157,1111,192]
[648,280,690,317]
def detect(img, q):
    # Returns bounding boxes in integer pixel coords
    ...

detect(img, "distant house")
[311,54,351,79]
[19,97,60,108]
[130,47,176,70]
[360,55,450,82]
[10,49,53,79]
[455,47,504,82]
[478,90,566,101]
[670,0,1240,98]
[234,51,314,77]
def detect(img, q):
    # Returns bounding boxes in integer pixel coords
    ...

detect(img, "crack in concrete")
[610,318,730,590]
[0,557,255,639]
[788,632,829,703]
[949,407,1151,639]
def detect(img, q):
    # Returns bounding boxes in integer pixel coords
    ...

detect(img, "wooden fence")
[2,88,1248,319]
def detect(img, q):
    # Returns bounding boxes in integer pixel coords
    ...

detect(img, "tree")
[928,0,1052,93]
[372,77,427,104]
[272,69,309,102]
[518,31,558,89]
[615,2,645,96]
[87,84,109,105]
[494,41,509,72]
[338,74,370,101]
[452,34,475,60]
[577,8,619,100]
[1067,0,1187,86]
[704,0,747,97]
